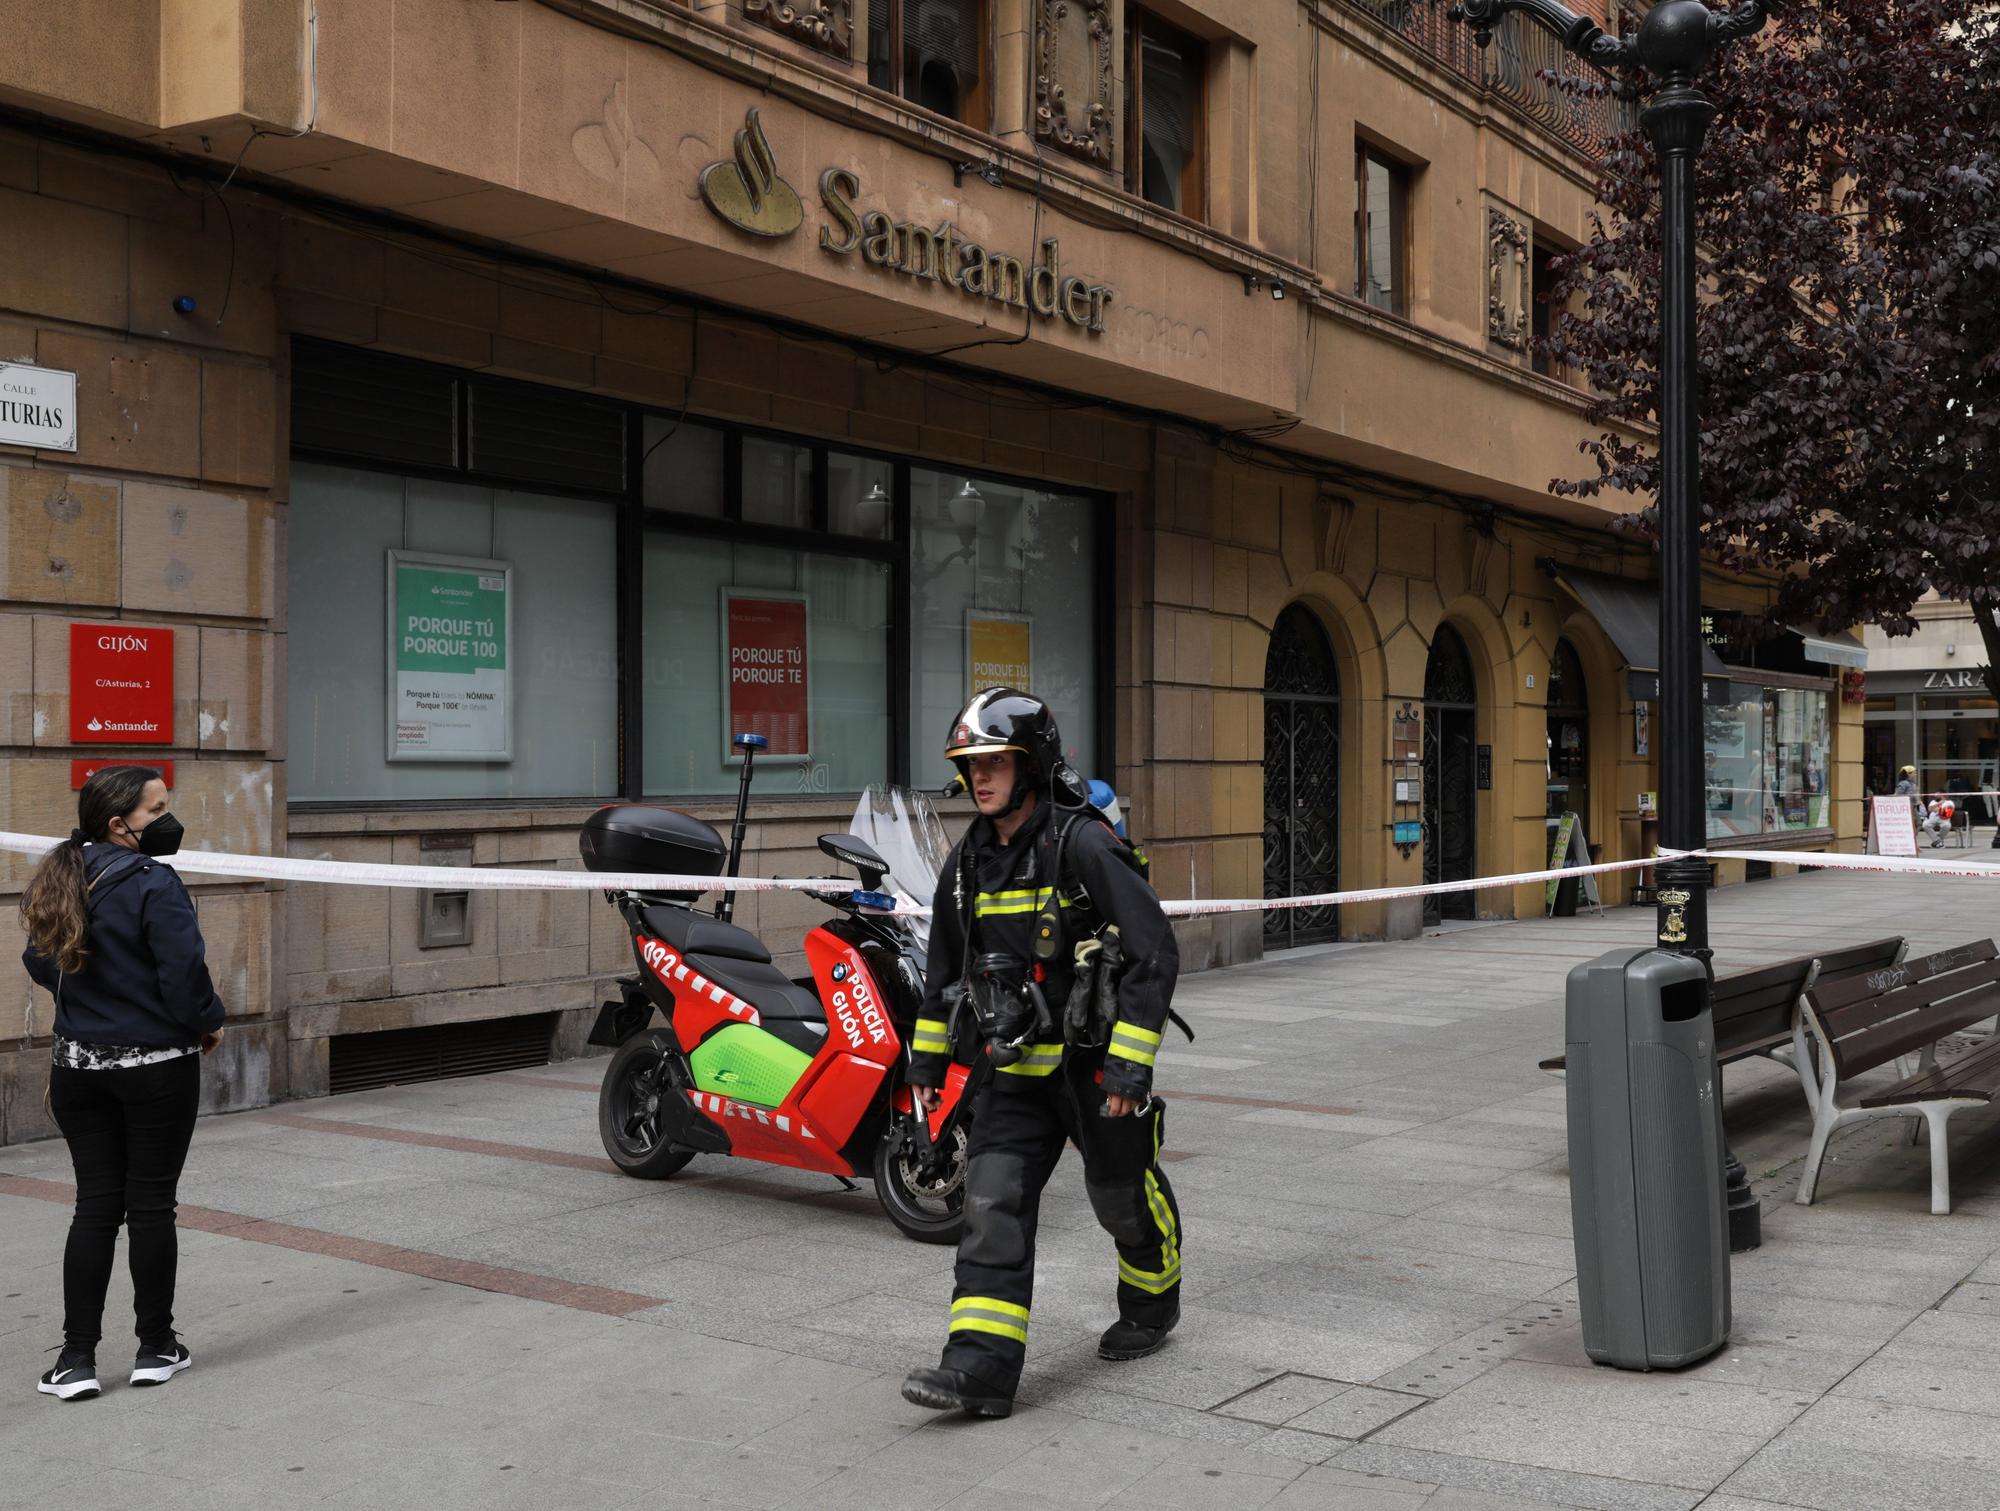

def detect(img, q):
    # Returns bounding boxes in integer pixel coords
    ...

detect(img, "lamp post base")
[1725,1148,1762,1252]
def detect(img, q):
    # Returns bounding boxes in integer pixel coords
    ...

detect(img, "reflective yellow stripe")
[1119,1258,1182,1294]
[911,1037,951,1055]
[972,887,1072,917]
[1144,1169,1181,1286]
[949,1295,1030,1342]
[948,1316,1028,1342]
[1107,1040,1157,1068]
[1111,1022,1162,1046]
[915,1017,948,1035]
[995,1043,1065,1077]
[952,1296,1029,1321]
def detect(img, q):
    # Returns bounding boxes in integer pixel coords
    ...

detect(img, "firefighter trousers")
[939,1054,1182,1397]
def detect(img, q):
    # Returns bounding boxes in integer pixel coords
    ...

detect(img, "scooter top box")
[580,804,728,901]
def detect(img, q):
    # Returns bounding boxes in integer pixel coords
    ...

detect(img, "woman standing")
[19,765,224,1402]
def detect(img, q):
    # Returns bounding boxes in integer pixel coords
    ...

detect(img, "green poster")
[387,551,512,761]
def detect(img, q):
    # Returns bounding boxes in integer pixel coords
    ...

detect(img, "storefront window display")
[1864,686,1998,822]
[908,469,1101,786]
[289,463,621,802]
[1703,682,1832,839]
[642,538,891,796]
[1545,639,1589,830]
[287,341,1108,807]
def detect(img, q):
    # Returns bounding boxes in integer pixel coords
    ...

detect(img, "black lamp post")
[1445,0,1773,1253]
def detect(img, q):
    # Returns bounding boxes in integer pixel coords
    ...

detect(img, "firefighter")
[900,689,1183,1420]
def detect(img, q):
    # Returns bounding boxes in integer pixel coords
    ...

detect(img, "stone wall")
[0,131,285,1143]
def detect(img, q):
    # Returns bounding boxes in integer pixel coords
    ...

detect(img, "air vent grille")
[328,1013,557,1096]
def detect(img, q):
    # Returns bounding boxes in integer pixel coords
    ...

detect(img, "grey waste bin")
[1565,947,1729,1370]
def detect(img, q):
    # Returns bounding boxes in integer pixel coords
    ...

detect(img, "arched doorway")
[1263,604,1341,947]
[1546,639,1591,835]
[1424,624,1478,925]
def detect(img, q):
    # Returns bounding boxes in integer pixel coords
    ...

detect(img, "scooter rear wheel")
[874,1118,969,1245]
[600,1032,699,1179]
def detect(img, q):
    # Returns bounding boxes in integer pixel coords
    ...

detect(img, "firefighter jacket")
[909,800,1180,1099]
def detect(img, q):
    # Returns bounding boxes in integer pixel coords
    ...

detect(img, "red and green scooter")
[580,734,974,1242]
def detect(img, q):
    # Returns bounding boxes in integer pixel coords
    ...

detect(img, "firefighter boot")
[900,1366,1015,1418]
[1098,1303,1180,1361]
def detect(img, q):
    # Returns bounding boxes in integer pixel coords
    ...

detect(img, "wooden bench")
[1539,935,1905,1078]
[1794,938,2000,1214]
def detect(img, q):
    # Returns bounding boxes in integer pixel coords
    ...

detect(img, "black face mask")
[132,812,185,858]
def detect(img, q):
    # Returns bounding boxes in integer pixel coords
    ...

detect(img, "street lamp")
[1444,0,1773,1252]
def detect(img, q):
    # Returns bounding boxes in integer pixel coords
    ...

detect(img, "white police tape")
[7,830,1988,919]
[0,831,842,899]
[1694,847,2000,882]
[1156,854,1666,918]
[1,828,1674,918]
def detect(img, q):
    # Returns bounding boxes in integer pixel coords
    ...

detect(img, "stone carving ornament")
[745,0,854,57]
[1486,206,1530,351]
[1035,0,1115,166]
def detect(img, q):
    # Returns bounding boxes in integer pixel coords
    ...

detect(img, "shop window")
[641,417,726,519]
[288,463,620,803]
[290,341,1110,808]
[1126,8,1205,219]
[1704,684,1832,839]
[1355,143,1410,315]
[741,435,814,531]
[1546,639,1589,829]
[830,451,895,539]
[869,0,989,126]
[909,470,1099,785]
[642,536,892,797]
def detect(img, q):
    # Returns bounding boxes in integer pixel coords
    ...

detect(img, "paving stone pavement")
[8,865,2000,1509]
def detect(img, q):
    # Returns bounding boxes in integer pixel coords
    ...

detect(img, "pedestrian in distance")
[901,689,1185,1420]
[19,765,225,1402]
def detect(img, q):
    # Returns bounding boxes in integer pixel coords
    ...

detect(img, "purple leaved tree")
[1544,1,2000,686]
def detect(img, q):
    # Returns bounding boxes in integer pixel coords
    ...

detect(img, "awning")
[1793,627,1867,669]
[1555,568,1733,706]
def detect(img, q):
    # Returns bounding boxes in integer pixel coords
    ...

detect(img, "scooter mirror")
[819,832,890,891]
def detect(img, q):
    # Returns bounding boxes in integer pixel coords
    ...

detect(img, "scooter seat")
[683,951,825,1023]
[640,905,772,964]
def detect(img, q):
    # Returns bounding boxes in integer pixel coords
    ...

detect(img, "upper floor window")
[1531,238,1563,378]
[1355,144,1410,315]
[1126,8,1205,219]
[869,0,989,126]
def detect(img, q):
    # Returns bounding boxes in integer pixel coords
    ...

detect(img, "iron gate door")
[1424,625,1477,925]
[1263,606,1340,947]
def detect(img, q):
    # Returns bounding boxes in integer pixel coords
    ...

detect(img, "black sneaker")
[38,1347,100,1402]
[130,1338,192,1387]
[1099,1304,1180,1361]
[900,1366,1014,1419]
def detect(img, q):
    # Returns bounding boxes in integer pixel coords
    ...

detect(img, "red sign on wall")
[724,593,809,758]
[70,623,174,745]
[72,759,174,790]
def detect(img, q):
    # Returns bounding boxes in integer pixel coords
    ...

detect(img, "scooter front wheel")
[600,1032,699,1179]
[874,1117,969,1245]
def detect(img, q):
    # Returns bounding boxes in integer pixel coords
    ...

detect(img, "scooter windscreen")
[849,784,952,945]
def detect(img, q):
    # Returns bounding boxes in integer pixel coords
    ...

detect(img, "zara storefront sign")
[0,363,76,451]
[1924,669,1986,691]
[699,111,1114,334]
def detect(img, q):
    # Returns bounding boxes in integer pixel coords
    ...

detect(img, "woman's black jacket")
[22,845,226,1048]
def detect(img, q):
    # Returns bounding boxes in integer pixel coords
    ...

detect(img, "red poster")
[70,623,174,745]
[725,594,809,758]
[72,759,174,790]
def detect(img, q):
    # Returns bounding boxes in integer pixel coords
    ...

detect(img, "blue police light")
[852,890,898,913]
[733,733,769,750]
